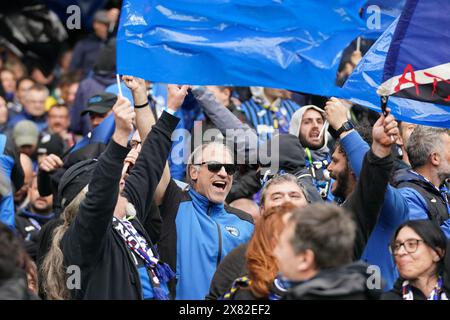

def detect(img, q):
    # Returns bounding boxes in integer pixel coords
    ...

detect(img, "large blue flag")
[342,0,450,128]
[117,0,366,97]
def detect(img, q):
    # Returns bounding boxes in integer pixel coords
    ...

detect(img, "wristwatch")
[336,121,354,136]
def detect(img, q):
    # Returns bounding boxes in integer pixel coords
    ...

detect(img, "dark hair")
[0,222,21,280]
[333,123,372,159]
[392,220,447,273]
[288,203,355,270]
[29,83,49,95]
[58,72,80,88]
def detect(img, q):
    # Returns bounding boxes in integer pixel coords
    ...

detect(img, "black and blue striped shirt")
[240,98,300,142]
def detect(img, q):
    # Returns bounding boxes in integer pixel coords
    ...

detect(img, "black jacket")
[342,149,394,260]
[393,168,449,225]
[226,134,322,204]
[207,243,248,300]
[61,111,179,299]
[15,208,54,261]
[284,261,382,300]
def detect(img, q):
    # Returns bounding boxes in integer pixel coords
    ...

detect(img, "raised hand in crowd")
[122,75,148,106]
[371,107,399,158]
[112,96,135,147]
[324,97,351,136]
[167,84,190,112]
[39,154,63,173]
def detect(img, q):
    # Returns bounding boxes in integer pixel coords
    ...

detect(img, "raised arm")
[125,76,188,206]
[192,87,259,161]
[344,110,399,259]
[67,97,134,262]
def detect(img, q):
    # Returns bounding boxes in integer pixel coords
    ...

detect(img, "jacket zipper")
[209,206,223,267]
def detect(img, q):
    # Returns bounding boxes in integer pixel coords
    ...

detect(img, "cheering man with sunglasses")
[123,76,254,300]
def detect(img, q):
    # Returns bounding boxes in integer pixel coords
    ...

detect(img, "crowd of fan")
[0,4,449,301]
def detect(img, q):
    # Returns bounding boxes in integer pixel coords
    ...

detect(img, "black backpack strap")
[397,181,449,225]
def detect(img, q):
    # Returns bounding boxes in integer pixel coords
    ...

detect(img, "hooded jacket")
[288,106,332,200]
[284,262,382,300]
[288,105,330,162]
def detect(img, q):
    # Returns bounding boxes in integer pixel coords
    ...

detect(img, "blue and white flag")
[343,0,450,128]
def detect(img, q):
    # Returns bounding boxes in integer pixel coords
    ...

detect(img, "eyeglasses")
[389,239,424,255]
[195,161,237,175]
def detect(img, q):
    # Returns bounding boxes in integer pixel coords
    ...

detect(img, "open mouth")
[310,131,320,140]
[212,181,227,191]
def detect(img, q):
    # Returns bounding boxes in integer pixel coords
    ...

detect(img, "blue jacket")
[394,169,450,238]
[341,131,409,291]
[8,111,48,132]
[0,134,16,229]
[160,180,254,300]
[69,73,116,135]
[69,34,105,79]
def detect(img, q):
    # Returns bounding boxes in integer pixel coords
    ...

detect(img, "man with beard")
[15,176,54,260]
[289,105,332,200]
[325,98,409,290]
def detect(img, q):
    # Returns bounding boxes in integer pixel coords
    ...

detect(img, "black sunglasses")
[196,161,237,175]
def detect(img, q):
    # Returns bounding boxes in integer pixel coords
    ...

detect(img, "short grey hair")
[260,173,307,207]
[406,126,449,169]
[288,203,355,269]
[185,141,233,184]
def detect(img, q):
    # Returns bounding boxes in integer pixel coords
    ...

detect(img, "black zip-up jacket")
[61,112,179,299]
[342,148,394,259]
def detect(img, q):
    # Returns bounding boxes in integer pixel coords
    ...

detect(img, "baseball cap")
[12,120,39,147]
[81,92,117,116]
[37,133,65,158]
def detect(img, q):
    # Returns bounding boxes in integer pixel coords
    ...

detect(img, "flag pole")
[116,74,123,97]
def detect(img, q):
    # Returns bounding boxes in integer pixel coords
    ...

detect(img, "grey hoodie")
[288,105,330,162]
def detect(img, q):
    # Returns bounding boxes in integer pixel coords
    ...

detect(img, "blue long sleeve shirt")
[341,131,409,291]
